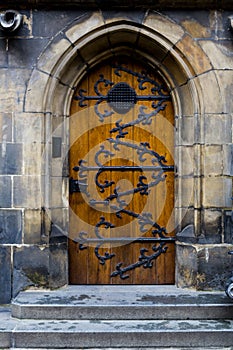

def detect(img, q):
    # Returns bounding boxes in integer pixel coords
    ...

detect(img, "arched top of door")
[24,11,208,117]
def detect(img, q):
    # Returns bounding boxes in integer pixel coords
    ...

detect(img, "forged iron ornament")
[73,64,171,121]
[71,63,175,279]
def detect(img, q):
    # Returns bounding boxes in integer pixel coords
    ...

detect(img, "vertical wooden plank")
[69,57,175,285]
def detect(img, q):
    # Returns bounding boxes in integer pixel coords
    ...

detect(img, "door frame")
[24,12,201,289]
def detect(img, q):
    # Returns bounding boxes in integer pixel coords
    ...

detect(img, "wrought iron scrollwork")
[71,62,175,279]
[73,64,171,122]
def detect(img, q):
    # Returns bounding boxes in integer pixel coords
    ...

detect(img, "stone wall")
[0,7,232,303]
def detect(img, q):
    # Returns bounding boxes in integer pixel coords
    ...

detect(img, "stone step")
[12,285,233,320]
[1,317,233,348]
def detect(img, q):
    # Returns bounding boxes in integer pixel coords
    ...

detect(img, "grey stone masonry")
[0,4,232,303]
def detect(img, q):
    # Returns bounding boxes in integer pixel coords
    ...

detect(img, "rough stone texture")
[13,246,50,297]
[0,210,22,244]
[0,6,233,302]
[197,246,233,290]
[24,209,42,244]
[0,176,11,208]
[0,143,22,175]
[0,246,11,303]
[176,244,198,288]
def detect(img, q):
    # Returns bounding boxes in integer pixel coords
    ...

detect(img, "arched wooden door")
[69,57,175,284]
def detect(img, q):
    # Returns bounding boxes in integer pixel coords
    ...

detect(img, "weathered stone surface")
[204,114,232,144]
[0,210,22,244]
[195,71,224,114]
[200,40,233,70]
[0,246,11,303]
[0,143,22,175]
[8,38,49,68]
[37,33,71,74]
[0,113,12,142]
[176,224,196,243]
[0,40,7,67]
[201,209,222,243]
[224,210,233,244]
[102,10,146,24]
[50,208,68,243]
[13,246,50,295]
[223,144,233,176]
[203,145,223,176]
[203,177,232,208]
[14,113,43,143]
[197,245,233,290]
[24,209,42,244]
[65,12,105,44]
[181,18,211,38]
[32,10,86,37]
[176,34,212,75]
[216,71,233,114]
[13,176,41,208]
[176,243,198,288]
[49,243,68,288]
[143,11,184,45]
[0,177,11,208]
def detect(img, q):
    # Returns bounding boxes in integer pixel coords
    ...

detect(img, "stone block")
[23,142,42,176]
[201,209,222,243]
[195,71,224,114]
[37,33,71,75]
[203,177,232,208]
[203,145,223,176]
[176,34,212,75]
[143,11,184,45]
[0,69,13,113]
[181,18,211,38]
[176,177,194,207]
[7,69,32,113]
[0,246,11,304]
[51,177,68,208]
[0,40,7,67]
[14,113,43,143]
[8,38,49,68]
[179,116,194,145]
[49,243,68,288]
[24,69,51,113]
[24,209,42,244]
[162,53,188,86]
[0,210,22,244]
[0,143,22,175]
[175,207,194,232]
[0,113,12,142]
[65,12,105,44]
[224,210,233,244]
[216,71,233,114]
[50,208,68,243]
[176,243,197,288]
[177,146,194,176]
[0,176,11,208]
[103,10,145,24]
[13,176,41,208]
[223,144,233,176]
[197,245,233,290]
[204,114,232,145]
[137,34,168,63]
[32,10,85,37]
[13,245,50,296]
[200,40,233,70]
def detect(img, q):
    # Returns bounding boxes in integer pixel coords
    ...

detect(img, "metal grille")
[107,82,137,114]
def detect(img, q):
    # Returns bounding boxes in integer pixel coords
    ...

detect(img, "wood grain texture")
[69,58,175,285]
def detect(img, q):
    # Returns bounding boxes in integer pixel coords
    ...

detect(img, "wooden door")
[69,57,175,284]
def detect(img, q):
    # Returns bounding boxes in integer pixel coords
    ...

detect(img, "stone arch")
[24,11,216,286]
